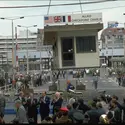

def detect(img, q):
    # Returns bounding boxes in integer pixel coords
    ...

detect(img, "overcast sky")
[0,0,125,36]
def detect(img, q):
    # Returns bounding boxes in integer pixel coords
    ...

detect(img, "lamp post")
[0,17,24,83]
[123,13,125,58]
[17,25,37,74]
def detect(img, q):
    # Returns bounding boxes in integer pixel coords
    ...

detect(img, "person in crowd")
[93,73,99,90]
[96,102,106,117]
[39,91,50,121]
[77,98,90,114]
[100,111,115,124]
[68,102,83,122]
[85,101,100,124]
[12,100,28,124]
[15,91,27,109]
[120,98,125,123]
[52,111,63,123]
[42,116,53,124]
[0,91,6,118]
[51,92,63,115]
[72,111,84,123]
[26,93,38,124]
[109,100,121,123]
[66,80,75,92]
[68,97,75,107]
[0,112,5,124]
[55,107,71,123]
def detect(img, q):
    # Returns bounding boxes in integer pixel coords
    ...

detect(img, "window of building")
[76,36,96,53]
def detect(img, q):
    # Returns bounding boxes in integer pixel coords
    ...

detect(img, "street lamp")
[17,25,37,74]
[0,17,24,83]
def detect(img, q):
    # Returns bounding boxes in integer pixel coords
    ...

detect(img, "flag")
[54,16,62,23]
[44,16,53,24]
[68,15,71,22]
[62,16,66,22]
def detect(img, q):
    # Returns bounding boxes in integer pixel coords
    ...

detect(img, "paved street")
[33,68,125,103]
[4,68,125,122]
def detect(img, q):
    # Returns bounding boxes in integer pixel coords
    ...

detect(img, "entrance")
[61,37,75,67]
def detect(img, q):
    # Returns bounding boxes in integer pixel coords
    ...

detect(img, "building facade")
[100,27,125,67]
[0,30,52,72]
[44,13,103,69]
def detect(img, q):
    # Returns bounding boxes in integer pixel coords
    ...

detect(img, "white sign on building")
[71,13,102,24]
[44,13,102,25]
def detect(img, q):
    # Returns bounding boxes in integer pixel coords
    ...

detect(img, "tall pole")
[6,37,8,72]
[111,35,114,67]
[26,28,29,74]
[12,20,15,83]
[124,23,125,58]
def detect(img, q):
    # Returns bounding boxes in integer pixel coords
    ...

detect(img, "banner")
[44,13,102,25]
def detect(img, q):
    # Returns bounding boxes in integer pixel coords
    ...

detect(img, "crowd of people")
[0,88,125,124]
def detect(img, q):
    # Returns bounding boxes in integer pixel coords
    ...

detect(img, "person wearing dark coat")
[15,91,27,110]
[77,98,90,114]
[39,91,50,121]
[85,101,100,124]
[96,102,106,117]
[26,93,38,124]
[51,92,63,115]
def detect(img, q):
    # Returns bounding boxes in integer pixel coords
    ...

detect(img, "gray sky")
[0,0,125,36]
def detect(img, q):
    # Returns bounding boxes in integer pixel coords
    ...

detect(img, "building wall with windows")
[57,30,100,68]
[100,27,125,66]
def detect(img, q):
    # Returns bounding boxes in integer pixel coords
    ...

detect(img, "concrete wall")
[57,30,99,68]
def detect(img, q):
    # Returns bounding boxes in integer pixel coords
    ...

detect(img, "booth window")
[76,36,96,53]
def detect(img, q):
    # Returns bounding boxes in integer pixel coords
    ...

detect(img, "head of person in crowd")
[93,97,100,103]
[84,113,90,123]
[73,112,84,123]
[67,104,72,110]
[0,91,3,97]
[100,95,106,102]
[90,101,97,109]
[110,100,117,109]
[69,98,75,106]
[19,91,24,98]
[96,102,103,109]
[0,112,5,124]
[42,116,53,123]
[123,98,125,104]
[78,98,84,105]
[55,92,60,99]
[107,111,114,121]
[112,95,118,101]
[30,93,34,99]
[72,102,79,110]
[15,100,22,109]
[67,80,71,85]
[41,91,46,98]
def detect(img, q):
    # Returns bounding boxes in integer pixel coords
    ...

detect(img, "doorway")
[61,37,75,67]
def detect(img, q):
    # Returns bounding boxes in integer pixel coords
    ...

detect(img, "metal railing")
[0,84,14,93]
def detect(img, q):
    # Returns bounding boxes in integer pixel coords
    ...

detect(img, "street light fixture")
[17,24,37,74]
[0,16,24,84]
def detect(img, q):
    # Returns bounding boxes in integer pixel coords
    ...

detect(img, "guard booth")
[44,13,103,69]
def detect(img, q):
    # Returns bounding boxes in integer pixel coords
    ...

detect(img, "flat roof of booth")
[43,23,103,45]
